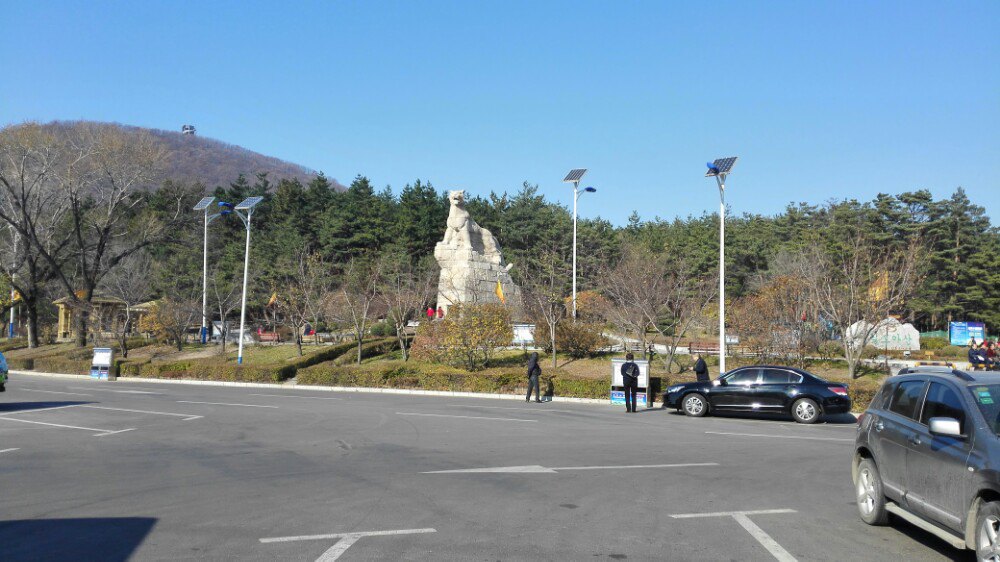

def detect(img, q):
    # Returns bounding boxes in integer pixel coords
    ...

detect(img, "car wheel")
[0,383,5,392]
[976,501,1000,562]
[791,398,820,424]
[682,393,709,417]
[855,458,888,525]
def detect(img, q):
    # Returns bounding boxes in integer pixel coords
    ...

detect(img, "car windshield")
[969,385,1000,434]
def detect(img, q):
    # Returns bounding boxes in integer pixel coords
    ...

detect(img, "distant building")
[181,124,196,135]
[54,295,156,342]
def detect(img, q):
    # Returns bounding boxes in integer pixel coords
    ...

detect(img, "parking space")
[0,374,969,561]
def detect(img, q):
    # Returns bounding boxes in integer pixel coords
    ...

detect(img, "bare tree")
[42,124,187,346]
[209,264,241,356]
[796,234,924,378]
[521,250,569,369]
[102,251,153,358]
[327,257,383,364]
[379,253,435,361]
[600,246,714,372]
[0,123,74,347]
[274,251,329,356]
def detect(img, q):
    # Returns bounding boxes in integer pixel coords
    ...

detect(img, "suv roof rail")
[895,366,975,381]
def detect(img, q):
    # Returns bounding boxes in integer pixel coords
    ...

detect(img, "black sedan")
[664,365,852,424]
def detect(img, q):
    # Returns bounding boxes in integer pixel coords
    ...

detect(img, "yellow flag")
[495,279,506,304]
[869,271,889,303]
[267,292,278,307]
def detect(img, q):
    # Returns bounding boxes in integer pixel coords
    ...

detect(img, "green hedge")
[32,356,91,375]
[333,338,400,365]
[130,360,295,383]
[7,357,34,370]
[289,339,366,369]
[298,361,608,399]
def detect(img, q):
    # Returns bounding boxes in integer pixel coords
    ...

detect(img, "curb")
[9,370,612,405]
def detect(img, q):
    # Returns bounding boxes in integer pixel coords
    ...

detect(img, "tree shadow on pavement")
[0,517,157,562]
[0,401,92,413]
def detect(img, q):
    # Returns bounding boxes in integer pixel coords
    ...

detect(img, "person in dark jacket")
[621,352,640,413]
[970,341,987,370]
[693,353,709,382]
[526,352,542,403]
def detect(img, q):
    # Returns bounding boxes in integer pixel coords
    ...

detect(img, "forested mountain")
[35,120,345,192]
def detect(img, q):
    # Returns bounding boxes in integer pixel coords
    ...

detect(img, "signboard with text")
[950,322,986,346]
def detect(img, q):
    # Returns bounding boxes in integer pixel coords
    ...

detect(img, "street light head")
[217,201,235,209]
[584,186,597,193]
[705,157,738,177]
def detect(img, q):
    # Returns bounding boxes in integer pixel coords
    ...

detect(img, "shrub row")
[123,360,296,383]
[298,361,608,399]
[0,338,27,353]
[333,338,400,365]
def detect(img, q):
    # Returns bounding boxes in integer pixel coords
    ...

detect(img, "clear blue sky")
[2,1,997,225]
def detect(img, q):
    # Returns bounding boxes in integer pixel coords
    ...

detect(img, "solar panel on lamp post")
[705,157,738,373]
[563,169,589,321]
[233,196,264,365]
[192,197,218,344]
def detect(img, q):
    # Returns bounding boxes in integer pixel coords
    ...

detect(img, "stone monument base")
[434,243,522,316]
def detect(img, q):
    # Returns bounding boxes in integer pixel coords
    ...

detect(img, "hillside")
[38,120,345,191]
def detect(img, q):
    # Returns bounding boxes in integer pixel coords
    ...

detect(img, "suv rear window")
[888,380,926,420]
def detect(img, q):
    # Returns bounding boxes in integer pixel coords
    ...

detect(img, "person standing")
[621,352,640,413]
[693,353,710,382]
[526,352,542,403]
[0,349,8,392]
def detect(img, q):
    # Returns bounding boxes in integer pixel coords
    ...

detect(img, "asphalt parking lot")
[0,373,970,561]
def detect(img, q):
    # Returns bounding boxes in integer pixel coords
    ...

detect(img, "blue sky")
[2,1,997,225]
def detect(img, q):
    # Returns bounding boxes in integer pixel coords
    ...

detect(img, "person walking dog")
[621,352,640,413]
[526,352,542,403]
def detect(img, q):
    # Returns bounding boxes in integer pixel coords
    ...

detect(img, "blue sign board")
[950,322,986,346]
[611,390,647,407]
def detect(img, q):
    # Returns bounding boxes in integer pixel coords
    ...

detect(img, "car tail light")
[830,385,849,396]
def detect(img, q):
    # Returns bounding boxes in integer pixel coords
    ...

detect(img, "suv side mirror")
[929,417,963,438]
[714,378,727,387]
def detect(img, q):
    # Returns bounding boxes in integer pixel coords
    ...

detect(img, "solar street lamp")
[705,157,738,373]
[192,197,220,344]
[232,196,264,365]
[563,169,593,320]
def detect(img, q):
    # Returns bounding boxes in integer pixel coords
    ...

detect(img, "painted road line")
[19,388,93,396]
[0,448,19,454]
[94,428,138,437]
[67,386,162,395]
[553,462,719,471]
[1,404,86,415]
[704,431,853,443]
[78,405,203,421]
[423,462,719,474]
[260,528,437,562]
[448,404,577,414]
[670,509,797,562]
[249,393,342,400]
[0,415,133,436]
[396,412,536,423]
[177,401,278,409]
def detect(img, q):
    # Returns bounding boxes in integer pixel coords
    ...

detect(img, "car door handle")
[909,436,921,446]
[874,420,884,432]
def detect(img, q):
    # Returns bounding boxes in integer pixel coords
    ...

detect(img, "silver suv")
[853,368,1000,560]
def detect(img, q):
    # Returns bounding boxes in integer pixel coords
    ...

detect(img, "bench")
[687,341,720,354]
[258,332,281,343]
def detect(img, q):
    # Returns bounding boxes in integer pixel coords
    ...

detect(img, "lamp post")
[705,157,738,373]
[231,196,264,365]
[563,169,594,320]
[193,197,220,344]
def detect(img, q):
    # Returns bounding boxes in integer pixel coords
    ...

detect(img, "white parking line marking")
[249,393,342,400]
[423,462,718,474]
[79,405,203,421]
[0,415,133,436]
[20,388,93,396]
[177,401,278,409]
[260,528,436,561]
[396,412,536,423]
[67,386,160,394]
[448,404,577,414]
[670,509,797,562]
[0,448,19,454]
[1,404,84,415]
[704,431,852,443]
[94,428,137,437]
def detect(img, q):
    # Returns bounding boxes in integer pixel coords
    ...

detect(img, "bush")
[289,339,362,369]
[7,357,34,370]
[921,337,948,351]
[369,322,396,337]
[32,356,92,375]
[133,360,295,383]
[848,378,882,411]
[333,338,400,365]
[818,341,843,360]
[555,322,608,358]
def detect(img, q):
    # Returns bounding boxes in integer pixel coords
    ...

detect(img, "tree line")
[1,122,996,373]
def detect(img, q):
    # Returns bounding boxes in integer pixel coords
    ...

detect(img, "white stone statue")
[441,190,502,263]
[434,190,521,315]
